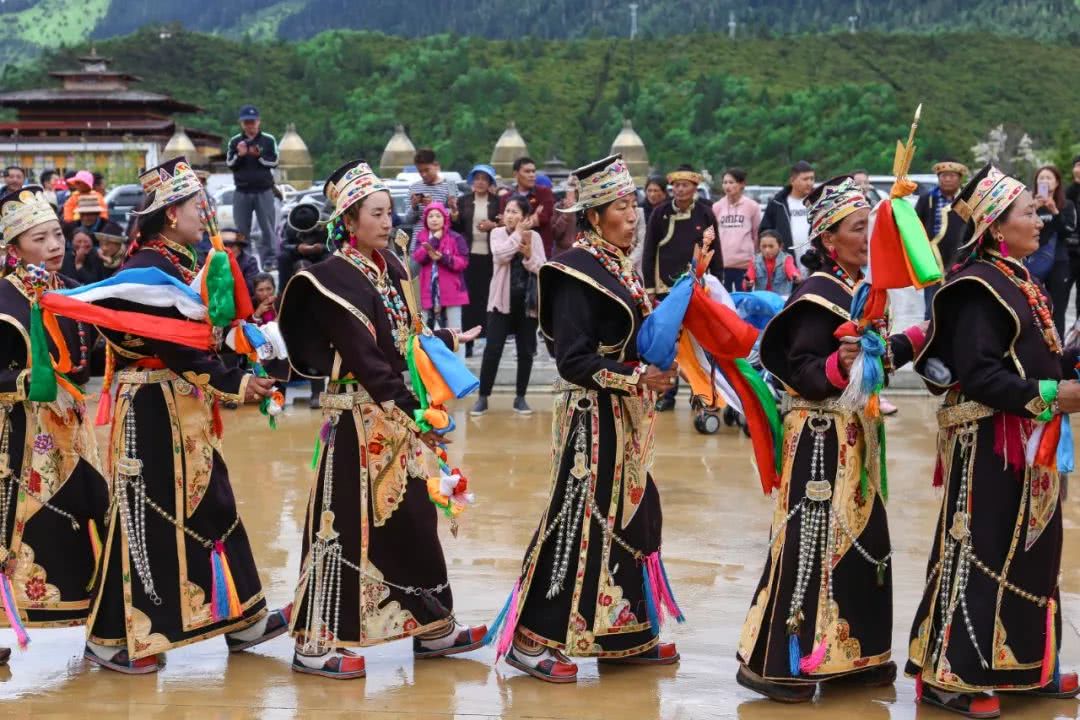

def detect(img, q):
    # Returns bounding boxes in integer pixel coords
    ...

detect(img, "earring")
[168,215,177,230]
[994,233,1008,257]
[828,247,838,260]
[5,254,17,268]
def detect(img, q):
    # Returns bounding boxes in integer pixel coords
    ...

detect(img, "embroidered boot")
[413,621,487,659]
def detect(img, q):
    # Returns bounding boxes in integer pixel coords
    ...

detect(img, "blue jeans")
[233,189,277,269]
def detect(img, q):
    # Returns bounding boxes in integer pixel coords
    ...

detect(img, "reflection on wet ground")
[3,395,1080,719]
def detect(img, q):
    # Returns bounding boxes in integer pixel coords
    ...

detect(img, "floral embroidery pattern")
[32,433,54,454]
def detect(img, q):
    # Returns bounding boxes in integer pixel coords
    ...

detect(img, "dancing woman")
[0,186,110,664]
[278,161,486,680]
[736,177,925,702]
[488,155,681,684]
[907,165,1080,718]
[85,158,286,674]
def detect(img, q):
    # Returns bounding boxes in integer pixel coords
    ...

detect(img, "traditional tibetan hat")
[130,156,203,217]
[933,159,969,176]
[666,164,703,186]
[0,185,58,247]
[806,175,870,241]
[324,159,389,221]
[74,191,106,217]
[557,154,636,213]
[953,164,1026,249]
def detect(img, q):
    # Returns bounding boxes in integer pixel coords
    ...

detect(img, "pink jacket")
[412,204,470,309]
[712,194,761,270]
[489,226,545,314]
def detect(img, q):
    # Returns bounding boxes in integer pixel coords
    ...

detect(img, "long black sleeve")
[551,278,638,395]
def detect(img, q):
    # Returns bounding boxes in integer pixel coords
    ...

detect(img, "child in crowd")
[743,229,800,297]
[412,201,470,355]
[251,272,278,324]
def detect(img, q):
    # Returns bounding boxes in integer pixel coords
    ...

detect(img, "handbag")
[1023,235,1056,281]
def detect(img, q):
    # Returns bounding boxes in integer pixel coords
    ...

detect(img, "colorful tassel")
[204,249,237,328]
[788,633,801,677]
[932,458,943,488]
[0,573,29,649]
[642,561,661,634]
[799,638,827,674]
[95,346,115,426]
[1057,416,1074,475]
[310,421,330,470]
[28,302,57,402]
[211,399,224,439]
[647,552,685,624]
[1041,598,1057,687]
[878,420,889,502]
[480,579,521,660]
[210,540,242,622]
[860,465,870,500]
[915,672,924,701]
[85,518,103,591]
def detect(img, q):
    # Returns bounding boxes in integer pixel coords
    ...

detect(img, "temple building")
[0,49,222,183]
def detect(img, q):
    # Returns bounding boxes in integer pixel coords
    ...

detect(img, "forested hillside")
[1,0,1078,64]
[2,29,1077,183]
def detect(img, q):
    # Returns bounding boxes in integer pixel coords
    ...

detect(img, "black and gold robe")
[739,272,915,681]
[86,246,266,659]
[907,254,1075,692]
[0,271,109,628]
[278,248,459,649]
[509,244,665,659]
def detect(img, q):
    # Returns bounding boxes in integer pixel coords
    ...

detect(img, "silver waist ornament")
[116,406,161,605]
[545,397,593,599]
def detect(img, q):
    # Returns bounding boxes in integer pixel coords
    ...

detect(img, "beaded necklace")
[986,251,1062,355]
[8,267,89,373]
[577,231,650,316]
[337,246,411,355]
[144,236,198,283]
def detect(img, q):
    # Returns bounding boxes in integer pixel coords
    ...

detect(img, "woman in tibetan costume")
[0,186,110,663]
[84,158,287,674]
[736,177,926,702]
[277,161,486,680]
[486,156,681,684]
[907,165,1080,718]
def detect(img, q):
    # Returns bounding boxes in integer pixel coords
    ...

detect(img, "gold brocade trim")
[538,261,636,361]
[0,313,29,364]
[591,367,642,393]
[1024,395,1049,417]
[648,203,693,294]
[319,388,376,410]
[517,625,660,659]
[937,401,995,428]
[917,271,1025,390]
[0,369,29,404]
[117,368,177,385]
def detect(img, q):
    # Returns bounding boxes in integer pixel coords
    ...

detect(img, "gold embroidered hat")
[557,154,637,213]
[131,157,204,217]
[933,160,969,176]
[667,165,703,186]
[324,160,390,221]
[953,163,1026,248]
[806,176,870,241]
[0,186,59,247]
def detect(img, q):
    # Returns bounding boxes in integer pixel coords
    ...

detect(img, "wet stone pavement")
[4,395,1080,719]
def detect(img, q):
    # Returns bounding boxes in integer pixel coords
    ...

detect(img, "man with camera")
[227,105,280,269]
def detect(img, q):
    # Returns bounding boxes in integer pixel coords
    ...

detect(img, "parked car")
[744,185,783,208]
[868,174,937,204]
[105,183,144,232]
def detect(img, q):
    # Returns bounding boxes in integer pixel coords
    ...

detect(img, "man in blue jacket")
[227,105,279,269]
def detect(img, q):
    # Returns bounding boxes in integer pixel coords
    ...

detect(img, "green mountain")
[1,0,1078,63]
[3,28,1078,184]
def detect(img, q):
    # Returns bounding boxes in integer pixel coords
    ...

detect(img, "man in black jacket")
[642,164,722,411]
[915,159,968,320]
[226,105,279,269]
[760,160,815,270]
